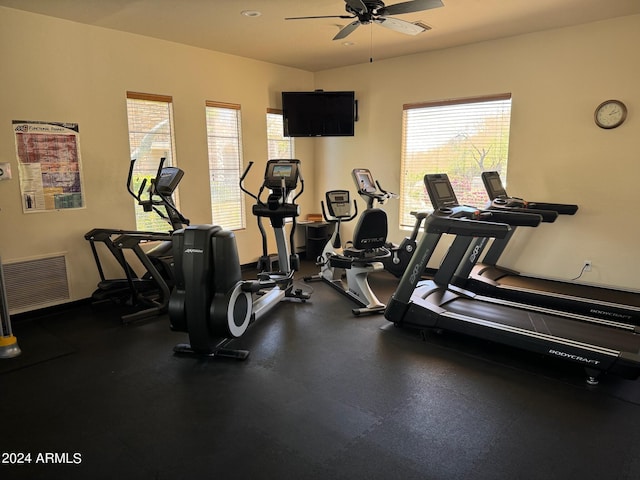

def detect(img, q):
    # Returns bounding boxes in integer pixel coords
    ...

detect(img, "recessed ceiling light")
[241,10,262,17]
[342,41,355,47]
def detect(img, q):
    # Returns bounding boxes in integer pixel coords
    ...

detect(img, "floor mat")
[379,323,640,406]
[0,322,76,374]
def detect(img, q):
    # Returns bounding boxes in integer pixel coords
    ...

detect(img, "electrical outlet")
[584,260,592,272]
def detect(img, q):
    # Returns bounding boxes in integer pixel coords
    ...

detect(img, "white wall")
[0,7,314,307]
[313,14,640,291]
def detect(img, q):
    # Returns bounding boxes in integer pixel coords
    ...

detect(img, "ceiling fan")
[285,0,444,40]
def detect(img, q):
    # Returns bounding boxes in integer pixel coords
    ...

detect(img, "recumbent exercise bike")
[304,189,390,316]
[352,168,428,278]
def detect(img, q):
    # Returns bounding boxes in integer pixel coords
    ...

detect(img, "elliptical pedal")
[173,340,249,361]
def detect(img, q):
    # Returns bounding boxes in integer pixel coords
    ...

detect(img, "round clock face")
[594,100,627,129]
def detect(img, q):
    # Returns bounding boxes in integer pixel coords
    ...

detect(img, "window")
[126,92,178,232]
[266,109,296,224]
[400,94,512,228]
[205,101,245,230]
[266,109,294,159]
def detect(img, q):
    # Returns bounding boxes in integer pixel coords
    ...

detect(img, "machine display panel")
[354,170,375,193]
[273,164,293,178]
[482,171,508,199]
[424,173,459,208]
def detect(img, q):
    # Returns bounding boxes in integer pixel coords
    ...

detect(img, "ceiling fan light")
[241,10,262,17]
[413,21,432,31]
[376,16,425,35]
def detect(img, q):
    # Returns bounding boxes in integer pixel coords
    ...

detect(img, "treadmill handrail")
[488,201,559,223]
[479,209,542,228]
[427,208,511,239]
[481,171,578,215]
[527,201,578,215]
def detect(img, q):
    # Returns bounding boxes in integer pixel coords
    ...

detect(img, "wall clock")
[594,99,627,129]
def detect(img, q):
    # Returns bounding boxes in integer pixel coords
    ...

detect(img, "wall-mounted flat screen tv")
[282,91,356,137]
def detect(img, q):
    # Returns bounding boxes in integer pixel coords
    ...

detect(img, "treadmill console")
[482,171,526,206]
[325,190,352,218]
[481,171,509,200]
[482,171,526,208]
[423,173,488,222]
[481,171,575,218]
[424,173,460,210]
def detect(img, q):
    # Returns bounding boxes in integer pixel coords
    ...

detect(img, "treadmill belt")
[445,297,640,353]
[486,267,640,308]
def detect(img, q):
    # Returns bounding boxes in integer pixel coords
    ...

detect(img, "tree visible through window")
[126,92,178,233]
[400,94,512,228]
[206,101,245,231]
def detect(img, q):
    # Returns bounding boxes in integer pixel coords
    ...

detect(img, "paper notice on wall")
[12,120,85,213]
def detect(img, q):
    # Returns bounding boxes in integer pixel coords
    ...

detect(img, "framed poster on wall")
[12,120,85,213]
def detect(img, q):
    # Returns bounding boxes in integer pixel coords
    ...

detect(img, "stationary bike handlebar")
[358,184,394,205]
[356,178,398,208]
[374,180,399,202]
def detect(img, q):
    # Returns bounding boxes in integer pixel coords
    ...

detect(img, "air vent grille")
[3,255,70,314]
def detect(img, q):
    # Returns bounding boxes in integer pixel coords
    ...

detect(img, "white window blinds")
[126,92,178,233]
[206,101,245,231]
[266,109,294,160]
[400,94,512,228]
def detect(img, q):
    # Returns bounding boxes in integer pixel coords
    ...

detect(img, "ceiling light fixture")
[413,21,432,31]
[241,10,262,17]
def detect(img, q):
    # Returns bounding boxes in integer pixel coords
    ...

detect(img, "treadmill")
[384,176,640,384]
[458,171,640,325]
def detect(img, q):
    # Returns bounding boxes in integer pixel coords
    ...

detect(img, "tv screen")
[282,91,356,137]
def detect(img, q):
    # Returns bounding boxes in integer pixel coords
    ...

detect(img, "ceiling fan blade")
[344,0,368,15]
[374,16,426,35]
[381,0,444,16]
[333,20,361,40]
[285,15,354,20]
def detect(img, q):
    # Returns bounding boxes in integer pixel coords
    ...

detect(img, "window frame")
[266,108,295,160]
[125,91,178,233]
[400,93,512,229]
[205,100,245,231]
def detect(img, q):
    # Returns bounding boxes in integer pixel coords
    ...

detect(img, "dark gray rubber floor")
[2,261,640,479]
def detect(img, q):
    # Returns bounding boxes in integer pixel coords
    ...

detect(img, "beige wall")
[1,7,639,312]
[314,14,640,290]
[0,7,315,309]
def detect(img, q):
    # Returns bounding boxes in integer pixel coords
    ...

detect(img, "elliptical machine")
[352,168,427,278]
[169,159,310,359]
[304,189,390,316]
[85,157,189,323]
